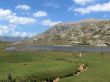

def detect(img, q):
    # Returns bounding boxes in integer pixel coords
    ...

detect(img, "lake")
[5,46,110,52]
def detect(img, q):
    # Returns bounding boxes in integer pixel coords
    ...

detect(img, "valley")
[1,0,110,82]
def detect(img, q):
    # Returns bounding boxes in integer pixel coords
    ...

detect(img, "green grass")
[0,51,78,80]
[60,53,110,82]
[0,42,110,82]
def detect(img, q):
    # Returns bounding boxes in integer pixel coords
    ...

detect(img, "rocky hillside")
[18,19,110,47]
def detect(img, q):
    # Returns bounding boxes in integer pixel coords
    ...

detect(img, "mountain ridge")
[16,19,110,47]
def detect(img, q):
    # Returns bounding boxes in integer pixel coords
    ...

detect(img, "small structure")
[79,53,82,58]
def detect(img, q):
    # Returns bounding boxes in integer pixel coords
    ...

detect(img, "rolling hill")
[17,19,110,47]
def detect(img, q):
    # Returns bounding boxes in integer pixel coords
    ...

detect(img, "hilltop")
[17,19,110,47]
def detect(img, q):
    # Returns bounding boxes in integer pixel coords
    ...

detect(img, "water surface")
[5,46,110,52]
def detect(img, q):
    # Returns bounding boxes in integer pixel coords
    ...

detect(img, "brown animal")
[78,64,84,72]
[43,81,47,82]
[78,64,88,72]
[53,77,60,82]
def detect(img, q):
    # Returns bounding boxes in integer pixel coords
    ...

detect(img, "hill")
[17,19,110,47]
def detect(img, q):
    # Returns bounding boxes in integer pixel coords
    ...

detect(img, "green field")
[0,42,110,82]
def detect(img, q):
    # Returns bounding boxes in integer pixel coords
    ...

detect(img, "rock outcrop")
[17,19,110,47]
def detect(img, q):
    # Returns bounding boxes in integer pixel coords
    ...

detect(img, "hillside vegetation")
[18,19,110,46]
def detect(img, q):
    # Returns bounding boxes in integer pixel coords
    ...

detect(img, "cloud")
[0,9,16,20]
[33,11,48,18]
[0,24,16,36]
[44,2,59,8]
[13,31,35,37]
[0,7,38,37]
[9,16,36,24]
[0,9,36,25]
[73,0,94,5]
[16,4,31,11]
[42,19,61,27]
[0,8,37,36]
[0,24,35,37]
[74,1,110,14]
[0,25,9,36]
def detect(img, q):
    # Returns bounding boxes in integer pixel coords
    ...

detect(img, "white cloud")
[0,9,16,20]
[42,19,61,27]
[0,24,35,37]
[9,16,36,24]
[0,9,36,25]
[74,1,110,14]
[13,32,35,37]
[0,8,37,37]
[73,0,94,5]
[13,32,27,37]
[0,8,37,36]
[33,11,48,18]
[0,25,9,36]
[16,4,31,11]
[0,24,16,36]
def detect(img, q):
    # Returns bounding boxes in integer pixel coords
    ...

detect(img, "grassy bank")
[0,42,110,82]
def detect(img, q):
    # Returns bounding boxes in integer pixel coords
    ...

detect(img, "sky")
[0,0,110,37]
